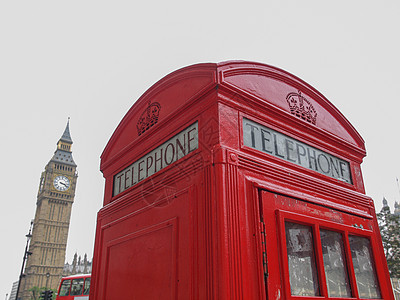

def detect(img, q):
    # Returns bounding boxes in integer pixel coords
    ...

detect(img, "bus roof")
[61,274,91,280]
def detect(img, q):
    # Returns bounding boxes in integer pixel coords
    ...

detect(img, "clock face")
[53,175,70,191]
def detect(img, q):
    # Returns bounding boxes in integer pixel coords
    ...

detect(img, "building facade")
[19,120,78,300]
[62,253,92,276]
[8,281,18,300]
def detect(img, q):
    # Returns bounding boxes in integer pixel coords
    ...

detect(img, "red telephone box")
[91,61,393,299]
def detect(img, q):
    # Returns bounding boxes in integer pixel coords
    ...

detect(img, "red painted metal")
[91,61,393,299]
[56,274,90,300]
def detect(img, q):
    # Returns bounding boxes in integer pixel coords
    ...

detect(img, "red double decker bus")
[56,274,91,300]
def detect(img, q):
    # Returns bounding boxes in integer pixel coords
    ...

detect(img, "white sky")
[1,0,399,297]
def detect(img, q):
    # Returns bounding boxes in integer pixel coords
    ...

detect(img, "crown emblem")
[286,90,317,125]
[137,101,161,136]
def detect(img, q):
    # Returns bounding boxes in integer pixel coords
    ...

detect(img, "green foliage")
[28,286,57,300]
[377,204,400,277]
[28,286,44,300]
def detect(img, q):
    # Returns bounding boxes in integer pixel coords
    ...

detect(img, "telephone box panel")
[91,61,393,299]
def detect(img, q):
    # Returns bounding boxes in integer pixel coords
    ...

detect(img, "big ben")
[19,119,78,299]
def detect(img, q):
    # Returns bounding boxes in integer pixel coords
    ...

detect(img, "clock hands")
[54,176,70,191]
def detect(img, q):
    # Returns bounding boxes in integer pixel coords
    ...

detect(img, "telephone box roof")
[101,61,365,170]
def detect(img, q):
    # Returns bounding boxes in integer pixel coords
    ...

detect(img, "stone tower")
[19,120,78,299]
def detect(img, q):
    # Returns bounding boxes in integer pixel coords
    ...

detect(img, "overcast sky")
[1,0,399,297]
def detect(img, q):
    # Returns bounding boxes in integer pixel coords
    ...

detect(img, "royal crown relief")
[286,90,317,125]
[137,101,162,136]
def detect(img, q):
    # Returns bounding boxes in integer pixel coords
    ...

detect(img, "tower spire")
[60,117,73,144]
[51,118,76,166]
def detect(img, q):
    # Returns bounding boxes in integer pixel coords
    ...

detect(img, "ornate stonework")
[19,120,78,300]
[62,253,92,276]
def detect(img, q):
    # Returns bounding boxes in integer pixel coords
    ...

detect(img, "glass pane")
[285,222,320,296]
[58,279,71,296]
[320,229,351,297]
[349,235,381,299]
[70,278,84,295]
[83,278,91,295]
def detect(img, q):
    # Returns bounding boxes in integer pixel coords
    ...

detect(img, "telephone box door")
[260,190,388,300]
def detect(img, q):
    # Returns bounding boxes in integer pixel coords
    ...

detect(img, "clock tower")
[19,120,78,299]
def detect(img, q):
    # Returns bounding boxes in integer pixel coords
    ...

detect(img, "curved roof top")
[101,61,365,169]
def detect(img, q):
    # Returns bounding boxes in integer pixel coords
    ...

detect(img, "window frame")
[70,277,85,296]
[276,209,382,300]
[83,277,91,295]
[58,279,71,296]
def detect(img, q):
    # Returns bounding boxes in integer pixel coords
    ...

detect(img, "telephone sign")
[243,118,352,183]
[113,122,198,196]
